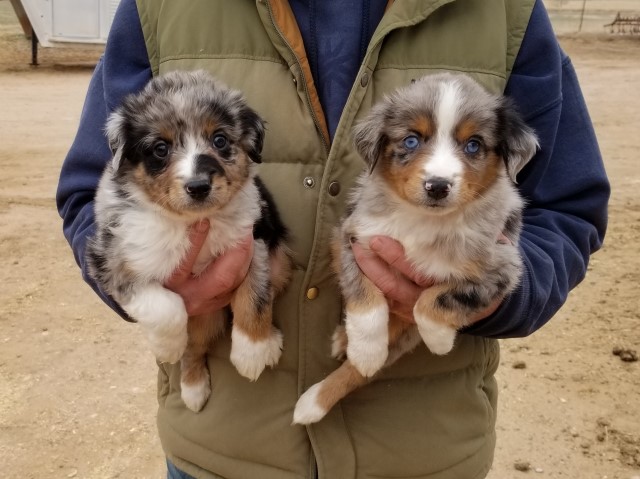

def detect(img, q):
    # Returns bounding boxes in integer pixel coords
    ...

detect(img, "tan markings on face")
[138,140,254,215]
[207,148,252,205]
[458,149,501,207]
[203,118,222,138]
[379,145,428,206]
[131,162,185,216]
[452,118,502,207]
[413,114,435,139]
[378,114,436,206]
[157,125,177,145]
[454,119,479,145]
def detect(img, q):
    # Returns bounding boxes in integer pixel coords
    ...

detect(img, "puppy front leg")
[413,284,462,355]
[338,240,389,378]
[414,282,496,355]
[122,282,188,364]
[180,311,226,412]
[229,240,283,381]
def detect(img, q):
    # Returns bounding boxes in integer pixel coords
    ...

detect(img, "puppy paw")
[181,376,211,413]
[125,285,189,364]
[293,382,328,425]
[230,327,283,381]
[146,321,189,364]
[415,315,456,355]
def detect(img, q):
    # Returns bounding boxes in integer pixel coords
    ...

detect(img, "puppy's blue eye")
[212,134,228,149]
[464,139,481,155]
[153,141,169,158]
[403,135,420,150]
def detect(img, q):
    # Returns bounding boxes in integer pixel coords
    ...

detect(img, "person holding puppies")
[57,0,609,478]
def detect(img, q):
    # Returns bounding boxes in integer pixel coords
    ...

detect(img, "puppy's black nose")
[185,179,212,200]
[425,178,451,200]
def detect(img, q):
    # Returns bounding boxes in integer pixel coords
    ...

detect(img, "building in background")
[10,0,120,57]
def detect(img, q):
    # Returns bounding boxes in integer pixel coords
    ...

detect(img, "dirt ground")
[1,2,639,478]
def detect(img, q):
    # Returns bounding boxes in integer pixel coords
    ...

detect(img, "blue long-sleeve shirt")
[56,0,609,338]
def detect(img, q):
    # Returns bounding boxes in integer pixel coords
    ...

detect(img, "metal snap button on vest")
[328,181,341,196]
[292,76,297,85]
[306,287,319,300]
[303,177,315,188]
[360,72,369,87]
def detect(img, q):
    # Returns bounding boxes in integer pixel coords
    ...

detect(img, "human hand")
[351,236,433,323]
[164,220,254,317]
[352,236,504,325]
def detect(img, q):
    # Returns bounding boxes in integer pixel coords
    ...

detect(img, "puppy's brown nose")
[425,178,451,200]
[185,180,211,201]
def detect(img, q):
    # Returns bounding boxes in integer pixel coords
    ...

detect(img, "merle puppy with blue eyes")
[294,73,538,425]
[87,70,292,413]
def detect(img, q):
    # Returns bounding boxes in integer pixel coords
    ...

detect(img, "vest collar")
[370,0,457,52]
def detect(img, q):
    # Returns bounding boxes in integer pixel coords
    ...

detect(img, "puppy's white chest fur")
[354,206,473,280]
[114,179,260,283]
[349,175,519,281]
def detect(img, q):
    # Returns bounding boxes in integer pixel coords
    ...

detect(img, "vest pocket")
[339,355,498,478]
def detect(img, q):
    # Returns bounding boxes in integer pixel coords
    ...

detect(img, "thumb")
[166,220,210,286]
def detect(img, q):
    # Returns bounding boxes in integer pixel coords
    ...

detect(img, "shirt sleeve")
[55,0,152,320]
[462,0,610,338]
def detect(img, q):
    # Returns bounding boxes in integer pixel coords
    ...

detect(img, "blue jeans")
[166,459,197,479]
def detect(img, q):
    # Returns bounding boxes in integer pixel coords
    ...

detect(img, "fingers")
[196,234,254,296]
[369,236,433,288]
[352,241,423,312]
[165,220,210,288]
[164,229,254,317]
[354,234,507,327]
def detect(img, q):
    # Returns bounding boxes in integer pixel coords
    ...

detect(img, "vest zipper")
[264,1,330,155]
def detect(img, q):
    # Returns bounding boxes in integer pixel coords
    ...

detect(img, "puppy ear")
[497,98,539,183]
[353,106,387,174]
[105,110,127,171]
[240,107,266,164]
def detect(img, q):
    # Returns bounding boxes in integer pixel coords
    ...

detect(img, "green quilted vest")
[135,1,535,478]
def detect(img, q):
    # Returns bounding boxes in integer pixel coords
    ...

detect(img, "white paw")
[415,314,456,355]
[293,382,328,425]
[124,285,189,364]
[181,376,211,413]
[146,326,188,364]
[230,327,283,381]
[345,305,389,377]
